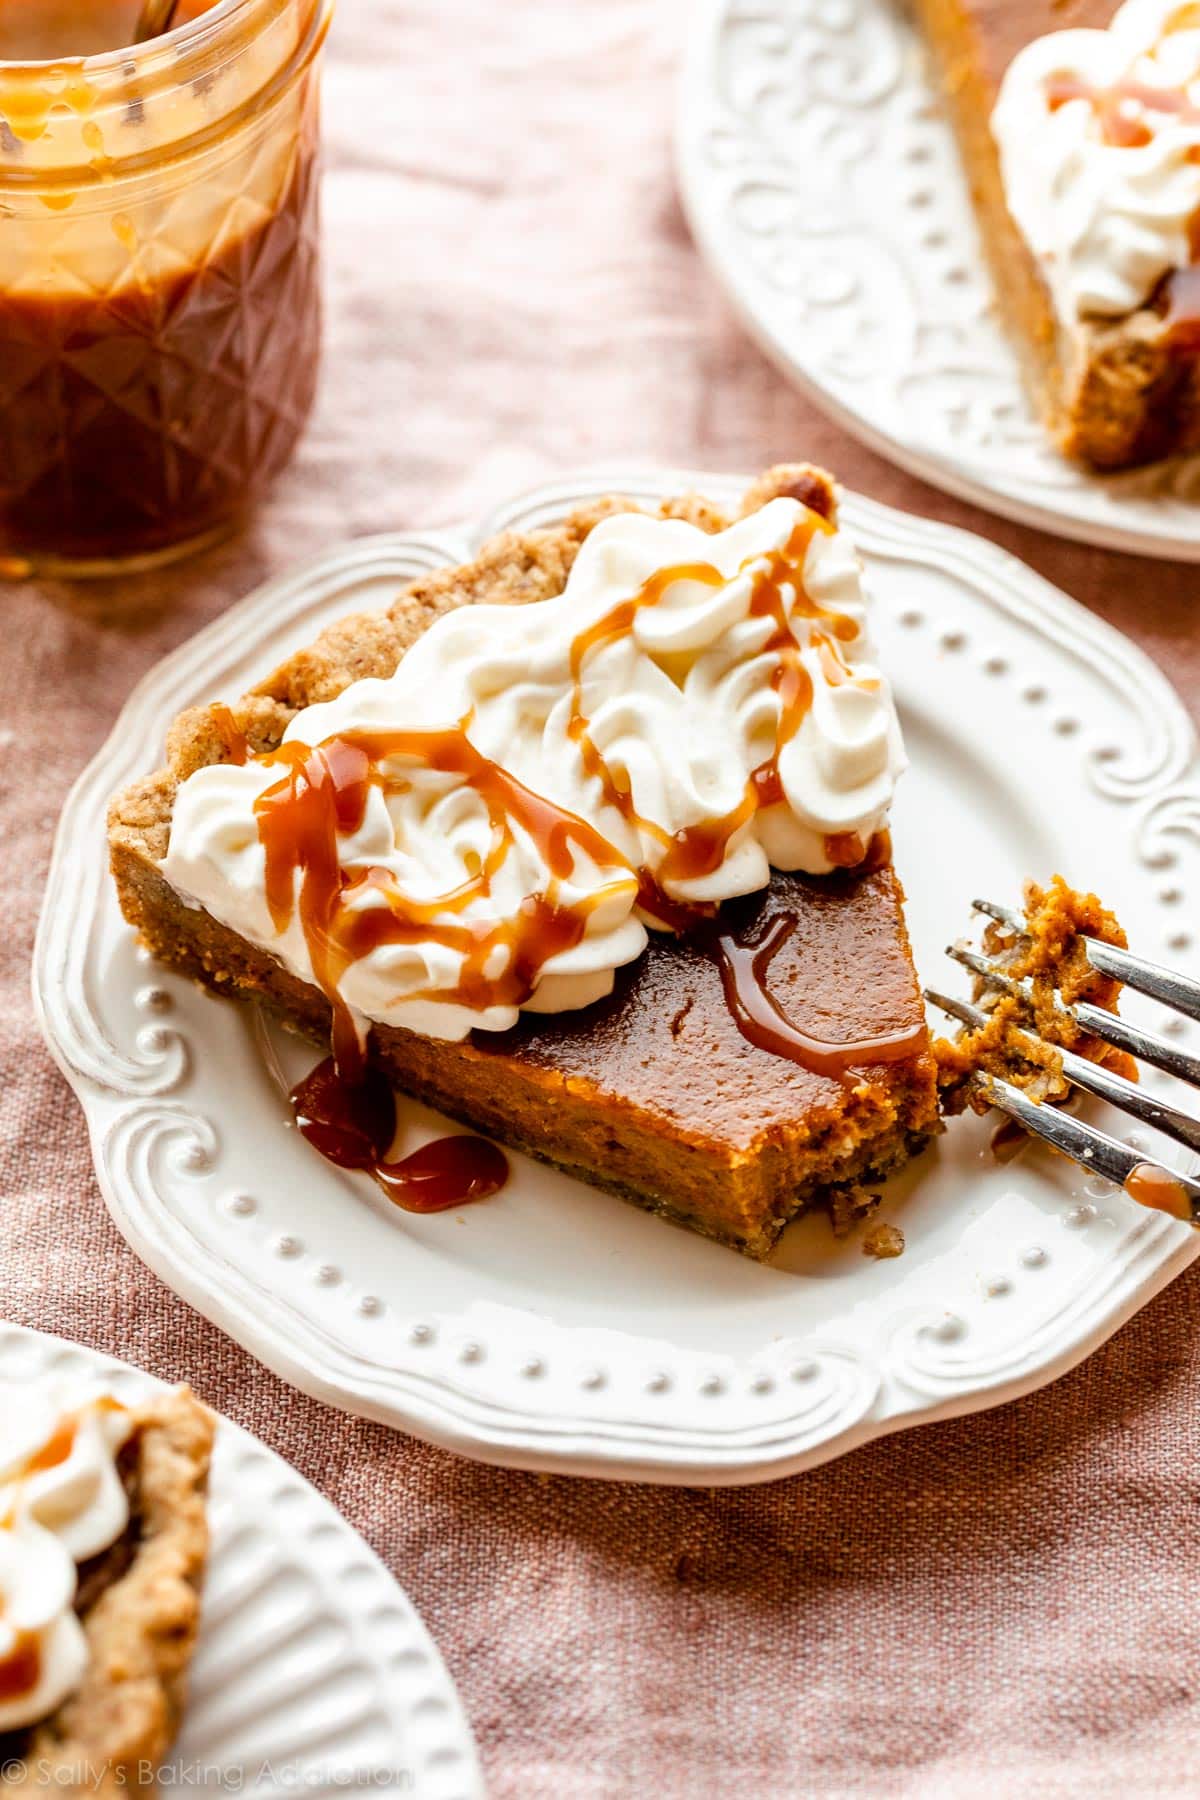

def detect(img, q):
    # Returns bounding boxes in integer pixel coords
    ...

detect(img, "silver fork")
[925,897,1200,1226]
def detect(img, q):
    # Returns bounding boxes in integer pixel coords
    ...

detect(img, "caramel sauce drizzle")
[257,729,618,1205]
[708,902,926,1088]
[1045,70,1200,146]
[1123,1160,1194,1220]
[1043,0,1200,148]
[562,511,862,919]
[3,1396,124,1505]
[21,1418,77,1478]
[209,704,248,766]
[0,1629,41,1705]
[253,508,870,1073]
[0,64,94,149]
[255,727,635,1077]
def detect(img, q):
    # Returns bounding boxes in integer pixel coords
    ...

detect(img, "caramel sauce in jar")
[0,0,331,575]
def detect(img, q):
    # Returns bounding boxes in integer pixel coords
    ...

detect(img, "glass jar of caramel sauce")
[0,0,331,575]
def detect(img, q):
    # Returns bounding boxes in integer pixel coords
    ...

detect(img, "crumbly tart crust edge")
[2,1388,214,1799]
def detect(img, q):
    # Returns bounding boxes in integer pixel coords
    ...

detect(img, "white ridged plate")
[0,1325,482,1800]
[33,469,1200,1485]
[677,0,1200,558]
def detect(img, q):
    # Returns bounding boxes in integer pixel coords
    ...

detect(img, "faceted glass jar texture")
[0,0,331,575]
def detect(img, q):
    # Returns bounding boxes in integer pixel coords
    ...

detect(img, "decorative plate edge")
[32,471,1200,1485]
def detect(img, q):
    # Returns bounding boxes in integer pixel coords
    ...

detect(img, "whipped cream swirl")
[163,496,905,1043]
[993,0,1200,321]
[0,1379,134,1732]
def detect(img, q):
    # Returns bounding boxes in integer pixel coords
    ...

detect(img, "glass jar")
[0,0,332,576]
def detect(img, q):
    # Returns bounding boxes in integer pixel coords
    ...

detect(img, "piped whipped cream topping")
[993,0,1200,322]
[0,1380,134,1733]
[163,495,905,1045]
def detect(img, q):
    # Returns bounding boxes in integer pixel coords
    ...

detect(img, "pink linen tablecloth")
[5,2,1200,1794]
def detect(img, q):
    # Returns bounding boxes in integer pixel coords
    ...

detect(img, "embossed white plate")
[34,470,1200,1485]
[0,1324,482,1799]
[677,0,1200,558]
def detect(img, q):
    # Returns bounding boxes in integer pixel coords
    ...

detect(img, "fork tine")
[1080,938,1200,1024]
[946,942,1200,1088]
[972,894,1200,1026]
[925,987,1200,1156]
[974,1071,1200,1224]
[948,941,1018,985]
[1071,999,1200,1088]
[971,896,1023,931]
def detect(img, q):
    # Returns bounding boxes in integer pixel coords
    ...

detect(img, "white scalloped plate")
[33,470,1200,1485]
[677,0,1200,558]
[0,1324,482,1800]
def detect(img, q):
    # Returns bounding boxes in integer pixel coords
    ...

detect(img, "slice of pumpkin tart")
[108,464,939,1261]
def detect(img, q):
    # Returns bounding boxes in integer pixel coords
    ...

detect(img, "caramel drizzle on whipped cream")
[0,1396,129,1707]
[256,727,637,1077]
[249,507,899,1080]
[1039,5,1200,334]
[1045,69,1200,144]
[1043,5,1200,145]
[0,1397,126,1532]
[0,1631,40,1705]
[563,515,864,920]
[0,1418,73,1699]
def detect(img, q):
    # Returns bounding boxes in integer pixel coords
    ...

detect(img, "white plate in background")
[677,0,1200,558]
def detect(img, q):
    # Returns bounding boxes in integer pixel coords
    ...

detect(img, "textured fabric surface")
[4,2,1200,1795]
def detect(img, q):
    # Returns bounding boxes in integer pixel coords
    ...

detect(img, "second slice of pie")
[108,465,939,1261]
[1,1380,213,1798]
[916,0,1200,467]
